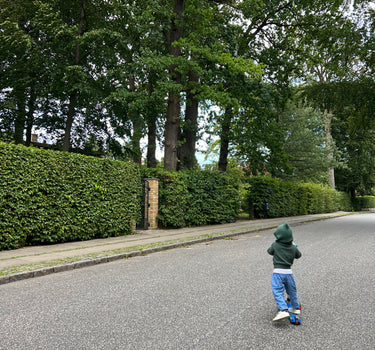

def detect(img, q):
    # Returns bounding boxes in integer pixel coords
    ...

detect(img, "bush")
[352,196,375,211]
[142,168,241,228]
[0,142,141,250]
[246,176,352,218]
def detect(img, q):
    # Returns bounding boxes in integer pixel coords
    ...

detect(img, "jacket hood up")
[274,222,293,244]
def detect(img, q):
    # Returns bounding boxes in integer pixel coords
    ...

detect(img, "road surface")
[1,213,374,349]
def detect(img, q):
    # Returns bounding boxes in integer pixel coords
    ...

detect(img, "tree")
[331,79,375,196]
[207,0,346,172]
[1,0,373,188]
[279,100,337,184]
[178,70,199,169]
[48,0,131,152]
[157,0,261,170]
[300,8,365,188]
[0,0,51,145]
[231,81,289,177]
[162,0,185,170]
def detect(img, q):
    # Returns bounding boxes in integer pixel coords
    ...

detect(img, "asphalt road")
[1,213,374,350]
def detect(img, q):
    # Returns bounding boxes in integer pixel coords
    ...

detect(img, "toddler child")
[267,222,302,322]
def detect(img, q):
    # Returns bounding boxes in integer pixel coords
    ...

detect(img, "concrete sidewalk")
[0,211,352,285]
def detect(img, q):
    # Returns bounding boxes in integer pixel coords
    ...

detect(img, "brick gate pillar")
[145,178,159,229]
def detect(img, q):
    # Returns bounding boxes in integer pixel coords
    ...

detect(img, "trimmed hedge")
[352,196,375,211]
[0,142,141,250]
[142,168,241,228]
[246,176,352,218]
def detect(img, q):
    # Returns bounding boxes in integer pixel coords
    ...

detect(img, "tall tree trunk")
[164,93,181,169]
[178,70,199,170]
[25,86,36,147]
[349,187,355,199]
[218,107,233,172]
[14,91,26,144]
[324,110,335,189]
[147,115,157,168]
[129,76,142,164]
[146,79,157,168]
[164,0,185,170]
[62,91,77,151]
[131,122,142,164]
[62,0,85,152]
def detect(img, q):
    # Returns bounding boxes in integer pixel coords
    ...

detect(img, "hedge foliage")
[3,142,365,251]
[142,168,241,228]
[246,176,352,218]
[0,142,141,250]
[352,196,375,211]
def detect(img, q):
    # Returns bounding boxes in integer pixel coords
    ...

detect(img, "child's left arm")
[295,246,302,259]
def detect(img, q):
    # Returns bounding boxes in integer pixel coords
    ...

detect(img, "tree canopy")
[1,0,374,195]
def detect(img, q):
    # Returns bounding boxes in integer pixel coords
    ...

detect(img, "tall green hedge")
[352,196,375,211]
[246,176,352,218]
[0,142,141,250]
[142,168,241,228]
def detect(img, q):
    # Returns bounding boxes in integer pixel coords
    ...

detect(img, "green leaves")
[142,168,240,228]
[0,142,141,250]
[278,100,338,184]
[1,0,374,188]
[246,176,352,219]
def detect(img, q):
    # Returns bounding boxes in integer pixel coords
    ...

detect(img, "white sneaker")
[288,308,301,315]
[272,310,290,322]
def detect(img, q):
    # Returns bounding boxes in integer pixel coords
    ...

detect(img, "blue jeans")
[271,273,299,311]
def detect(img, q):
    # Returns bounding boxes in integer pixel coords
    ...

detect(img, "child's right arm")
[267,243,275,255]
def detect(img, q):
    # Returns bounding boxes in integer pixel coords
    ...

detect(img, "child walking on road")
[267,222,302,322]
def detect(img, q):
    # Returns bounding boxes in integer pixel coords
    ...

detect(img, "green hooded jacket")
[267,222,302,269]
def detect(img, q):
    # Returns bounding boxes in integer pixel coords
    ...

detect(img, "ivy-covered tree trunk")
[218,107,233,172]
[164,0,185,170]
[178,70,199,170]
